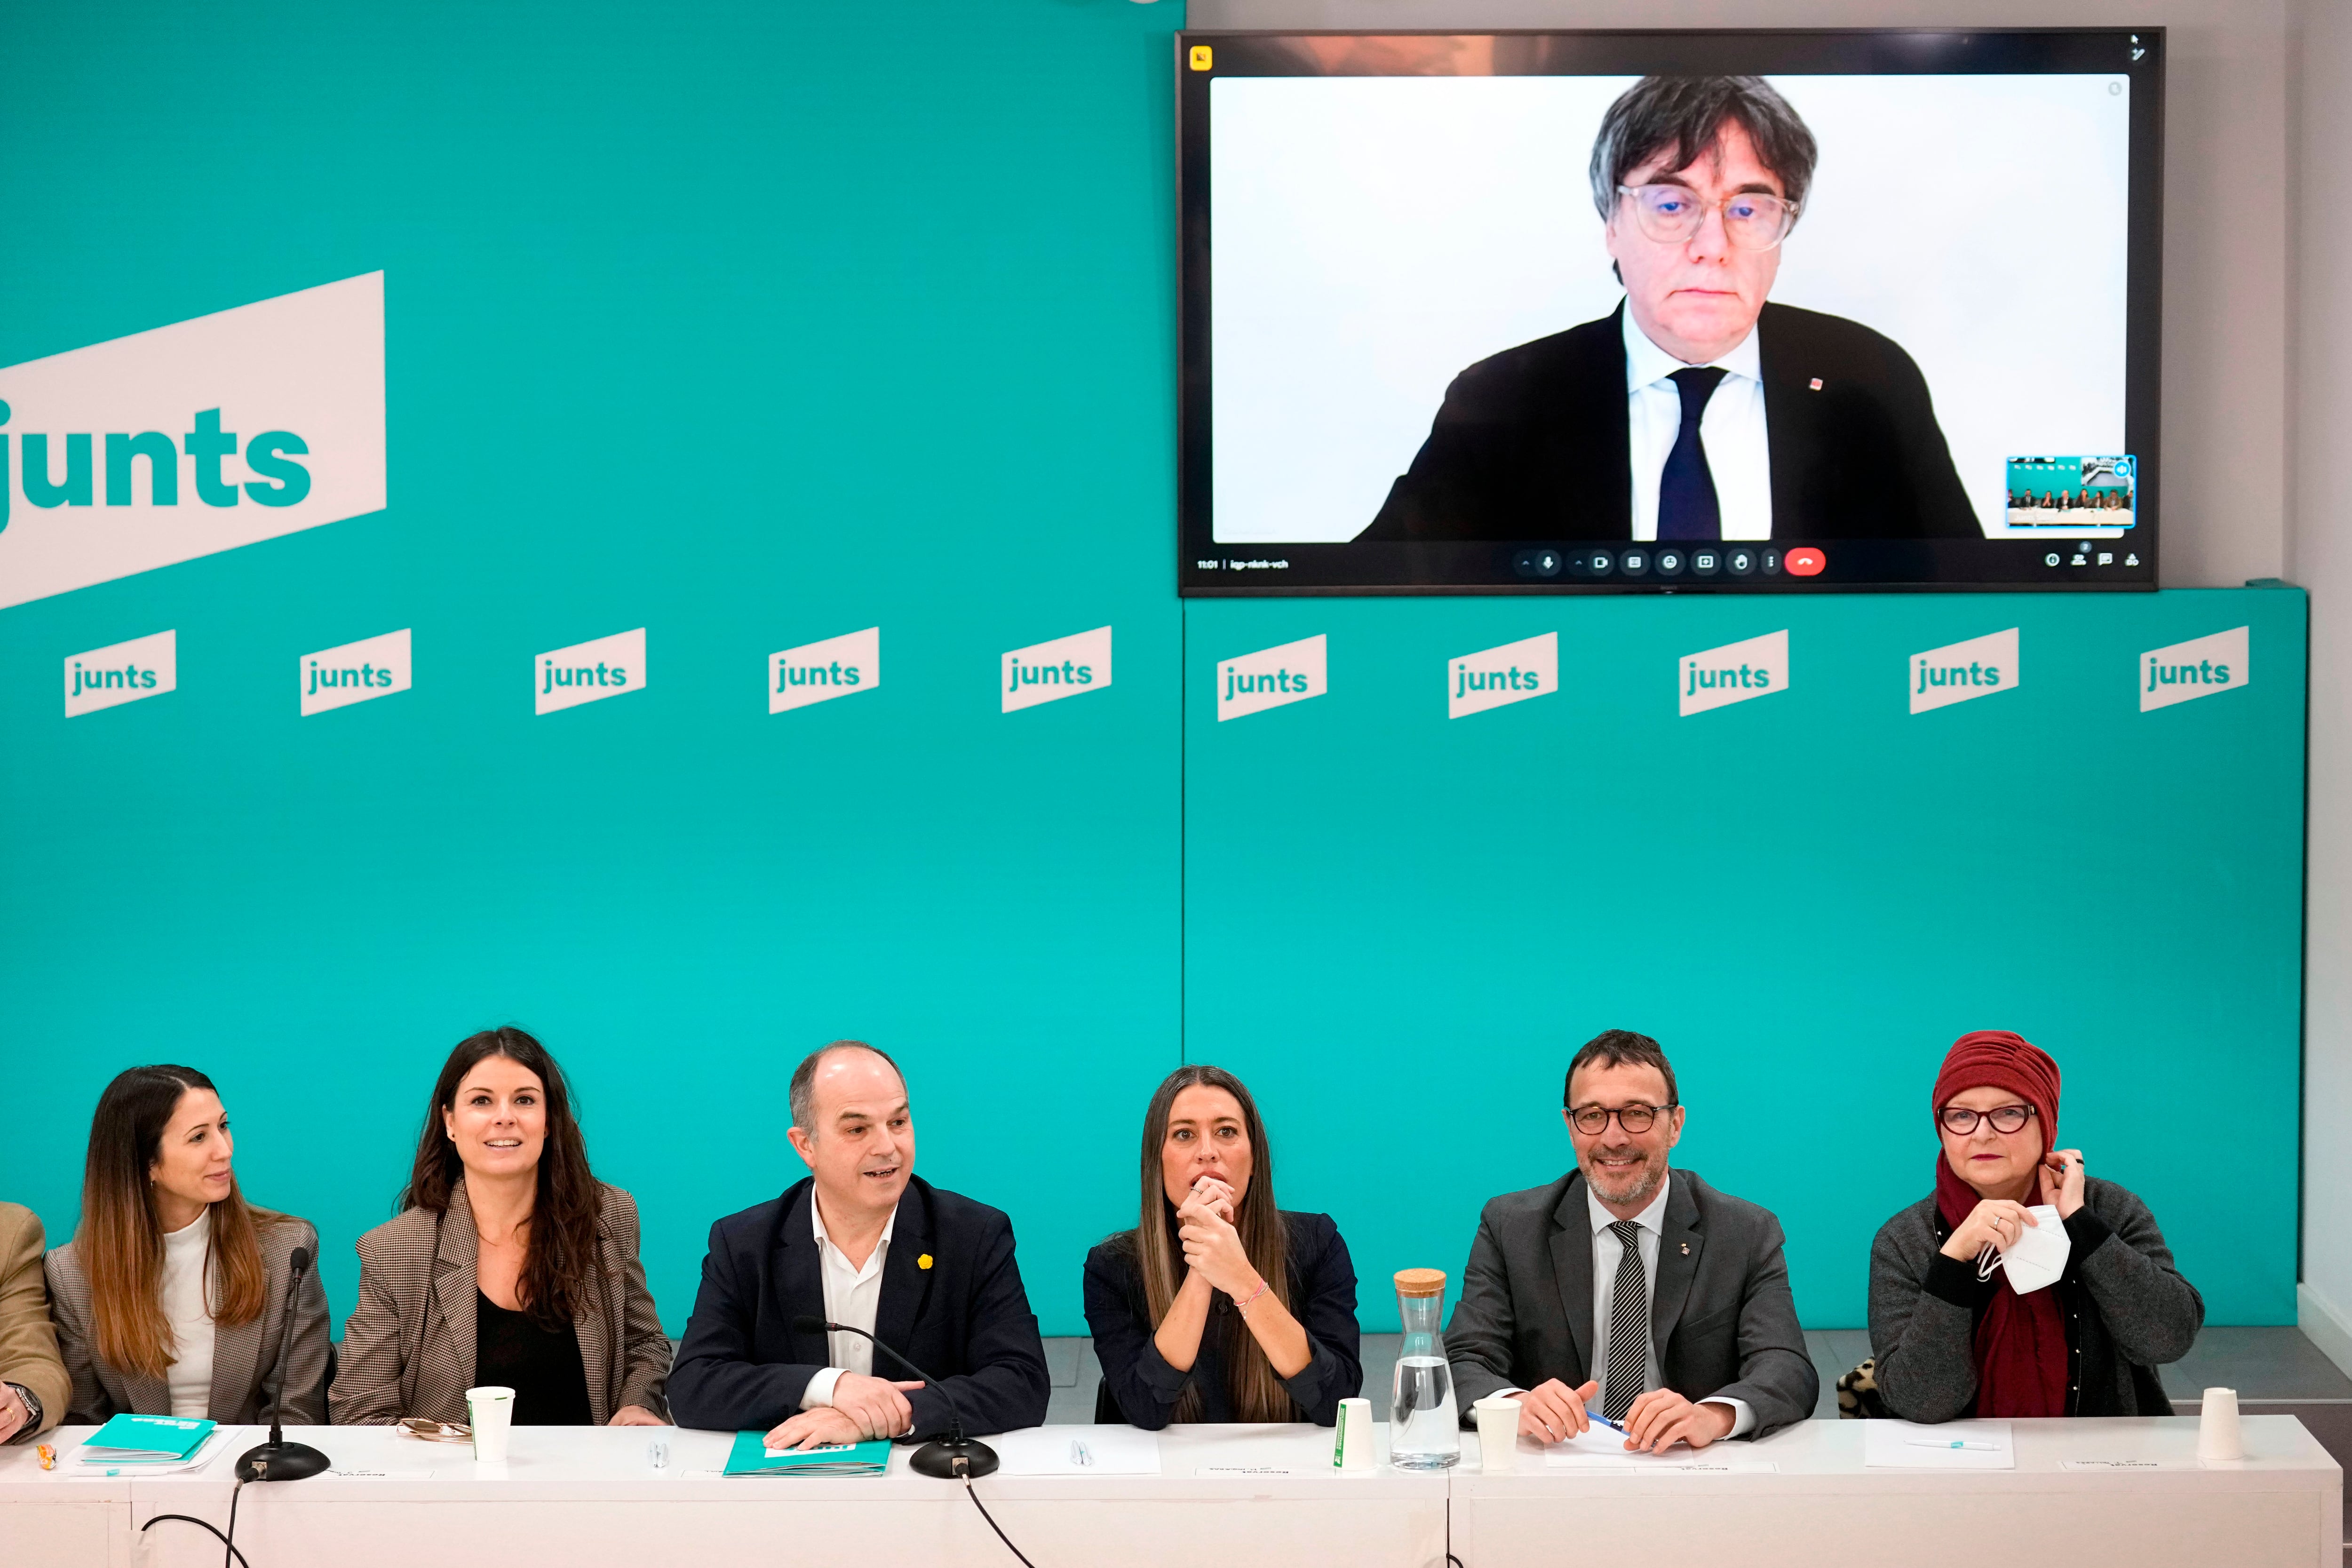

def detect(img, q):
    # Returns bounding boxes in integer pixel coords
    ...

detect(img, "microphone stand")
[795,1317,998,1478]
[235,1247,330,1482]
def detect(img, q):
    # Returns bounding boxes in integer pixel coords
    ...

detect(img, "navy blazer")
[667,1176,1049,1439]
[1083,1210,1362,1429]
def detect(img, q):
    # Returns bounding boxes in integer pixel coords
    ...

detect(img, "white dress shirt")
[1586,1176,1753,1438]
[799,1199,896,1412]
[1623,307,1773,542]
[160,1209,217,1418]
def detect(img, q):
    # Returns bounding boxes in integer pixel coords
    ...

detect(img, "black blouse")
[474,1289,594,1426]
[1082,1210,1362,1429]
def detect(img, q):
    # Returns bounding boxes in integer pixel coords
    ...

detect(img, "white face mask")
[1982,1204,2070,1295]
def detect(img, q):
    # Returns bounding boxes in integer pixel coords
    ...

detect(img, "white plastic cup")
[2197,1386,2243,1462]
[1333,1397,1375,1472]
[1472,1395,1522,1473]
[466,1385,516,1463]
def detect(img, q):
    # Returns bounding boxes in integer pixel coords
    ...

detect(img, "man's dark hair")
[1564,1029,1679,1107]
[1587,75,1819,222]
[789,1039,906,1131]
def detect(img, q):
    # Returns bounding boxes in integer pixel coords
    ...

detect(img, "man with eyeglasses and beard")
[1446,1030,1816,1453]
[1365,74,1979,546]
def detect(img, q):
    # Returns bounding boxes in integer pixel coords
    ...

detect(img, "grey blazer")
[45,1211,331,1425]
[1446,1169,1818,1436]
[330,1179,670,1427]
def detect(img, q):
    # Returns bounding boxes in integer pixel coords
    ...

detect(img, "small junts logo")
[1910,628,2018,714]
[65,629,175,717]
[1449,631,1555,719]
[1003,625,1111,712]
[536,627,644,715]
[1218,634,1326,721]
[2140,626,2248,712]
[0,273,386,610]
[301,628,410,717]
[772,627,878,714]
[1679,629,1787,716]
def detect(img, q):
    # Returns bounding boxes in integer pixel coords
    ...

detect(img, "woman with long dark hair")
[1083,1065,1361,1427]
[45,1065,329,1423]
[330,1027,669,1426]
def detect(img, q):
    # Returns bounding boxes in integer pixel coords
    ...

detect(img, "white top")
[159,1209,217,1419]
[1622,307,1773,543]
[798,1197,896,1415]
[1584,1176,1753,1438]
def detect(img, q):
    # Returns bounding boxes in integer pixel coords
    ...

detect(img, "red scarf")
[1931,1029,2070,1418]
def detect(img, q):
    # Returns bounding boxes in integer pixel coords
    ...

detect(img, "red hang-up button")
[1785,547,1827,577]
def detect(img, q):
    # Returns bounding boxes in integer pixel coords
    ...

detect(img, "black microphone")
[793,1315,998,1479]
[235,1246,330,1482]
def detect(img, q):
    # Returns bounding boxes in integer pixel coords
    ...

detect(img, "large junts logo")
[1449,632,1554,719]
[65,629,175,717]
[1218,634,1326,720]
[0,273,386,610]
[1002,626,1112,712]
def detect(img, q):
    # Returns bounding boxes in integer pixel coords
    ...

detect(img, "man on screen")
[1364,75,1978,544]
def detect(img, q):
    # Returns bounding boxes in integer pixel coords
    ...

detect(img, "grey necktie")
[1603,1219,1648,1422]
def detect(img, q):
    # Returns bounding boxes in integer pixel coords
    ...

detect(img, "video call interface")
[1176,30,2164,595]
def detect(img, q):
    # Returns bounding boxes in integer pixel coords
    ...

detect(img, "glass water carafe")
[1388,1267,1461,1469]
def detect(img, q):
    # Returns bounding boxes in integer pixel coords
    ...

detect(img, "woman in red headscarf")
[1867,1030,2202,1421]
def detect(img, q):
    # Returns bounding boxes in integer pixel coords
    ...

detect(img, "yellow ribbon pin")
[918,1253,934,1271]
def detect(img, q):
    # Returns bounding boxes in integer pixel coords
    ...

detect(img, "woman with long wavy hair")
[45,1065,329,1423]
[1083,1065,1362,1428]
[330,1027,670,1426]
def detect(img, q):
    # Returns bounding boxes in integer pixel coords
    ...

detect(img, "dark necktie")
[1656,366,1729,542]
[1603,1219,1648,1422]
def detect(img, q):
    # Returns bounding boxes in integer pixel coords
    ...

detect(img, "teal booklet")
[80,1413,216,1462]
[722,1431,890,1477]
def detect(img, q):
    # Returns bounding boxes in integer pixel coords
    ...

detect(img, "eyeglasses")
[1938,1103,2036,1136]
[1618,183,1799,251]
[1569,1102,1677,1136]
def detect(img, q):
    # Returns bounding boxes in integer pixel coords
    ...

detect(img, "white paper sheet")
[1862,1419,2015,1469]
[1539,1425,1775,1471]
[989,1426,1161,1476]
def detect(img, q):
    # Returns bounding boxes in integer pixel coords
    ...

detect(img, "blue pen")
[1584,1409,1629,1434]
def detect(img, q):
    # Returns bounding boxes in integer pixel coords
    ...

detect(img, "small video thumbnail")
[2006,456,2136,528]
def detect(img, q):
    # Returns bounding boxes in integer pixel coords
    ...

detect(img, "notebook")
[79,1413,216,1462]
[722,1432,891,1477]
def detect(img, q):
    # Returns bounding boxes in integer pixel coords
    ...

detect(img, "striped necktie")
[1603,1219,1649,1422]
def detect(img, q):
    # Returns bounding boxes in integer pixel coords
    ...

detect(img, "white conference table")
[2,1416,2338,1568]
[6,1420,1447,1568]
[1460,1414,2342,1568]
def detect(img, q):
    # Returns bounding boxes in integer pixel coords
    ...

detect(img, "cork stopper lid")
[1394,1267,1447,1297]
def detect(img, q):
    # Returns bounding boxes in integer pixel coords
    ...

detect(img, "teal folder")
[722,1431,890,1477]
[80,1413,216,1461]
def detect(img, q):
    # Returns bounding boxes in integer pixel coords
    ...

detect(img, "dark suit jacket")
[1364,302,1978,543]
[1446,1168,1817,1437]
[1083,1210,1362,1429]
[667,1176,1049,1439]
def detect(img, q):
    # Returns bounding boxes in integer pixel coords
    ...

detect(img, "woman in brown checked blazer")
[330,1028,669,1426]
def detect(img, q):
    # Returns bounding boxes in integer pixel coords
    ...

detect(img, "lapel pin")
[918,1253,934,1271]
[1808,378,1824,391]
[1680,1242,1690,1255]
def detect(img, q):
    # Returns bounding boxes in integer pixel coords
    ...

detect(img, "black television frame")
[1175,28,2166,597]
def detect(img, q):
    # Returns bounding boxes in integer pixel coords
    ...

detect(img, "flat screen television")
[1176,29,2164,595]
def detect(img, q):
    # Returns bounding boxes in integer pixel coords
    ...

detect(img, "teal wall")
[0,2,2306,1344]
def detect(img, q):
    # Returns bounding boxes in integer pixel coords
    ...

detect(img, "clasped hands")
[1177,1177,1261,1301]
[1940,1147,2086,1262]
[763,1371,926,1452]
[1513,1377,1734,1454]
